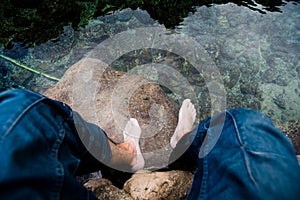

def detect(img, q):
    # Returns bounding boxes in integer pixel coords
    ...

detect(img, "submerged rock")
[275,120,300,155]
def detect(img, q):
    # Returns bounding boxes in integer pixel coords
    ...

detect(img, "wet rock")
[218,62,240,89]
[10,69,32,85]
[117,8,134,22]
[240,82,259,95]
[3,41,29,59]
[123,170,193,200]
[33,26,75,61]
[273,93,287,109]
[84,178,133,200]
[260,68,289,86]
[221,39,245,59]
[0,66,8,76]
[133,9,155,25]
[269,36,289,53]
[44,58,178,169]
[217,15,230,32]
[102,14,118,24]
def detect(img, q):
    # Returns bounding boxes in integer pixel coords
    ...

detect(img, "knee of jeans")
[0,89,44,103]
[227,108,273,127]
[0,89,46,138]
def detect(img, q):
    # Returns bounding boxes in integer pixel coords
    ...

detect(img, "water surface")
[0,2,299,123]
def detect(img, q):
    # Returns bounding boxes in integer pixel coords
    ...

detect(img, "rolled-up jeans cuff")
[72,111,112,174]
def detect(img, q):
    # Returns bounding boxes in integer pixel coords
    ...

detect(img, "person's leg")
[171,108,300,200]
[0,89,103,199]
[122,118,145,172]
[72,111,143,174]
[0,89,145,199]
[170,99,197,149]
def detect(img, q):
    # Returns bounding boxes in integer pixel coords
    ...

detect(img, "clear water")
[0,2,299,123]
[177,3,300,122]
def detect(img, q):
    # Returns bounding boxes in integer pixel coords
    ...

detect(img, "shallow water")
[177,2,300,122]
[0,2,299,123]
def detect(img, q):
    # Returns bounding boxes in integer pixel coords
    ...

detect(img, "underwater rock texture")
[177,3,300,123]
[276,120,300,155]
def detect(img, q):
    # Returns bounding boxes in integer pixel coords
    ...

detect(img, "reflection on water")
[0,2,299,123]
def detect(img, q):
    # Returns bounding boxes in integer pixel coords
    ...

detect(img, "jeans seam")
[49,120,66,200]
[199,155,208,199]
[226,110,258,186]
[1,97,46,141]
[196,118,211,199]
[63,120,81,175]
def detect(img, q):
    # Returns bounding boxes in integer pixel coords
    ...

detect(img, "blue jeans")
[1,89,300,199]
[0,89,112,200]
[171,109,300,200]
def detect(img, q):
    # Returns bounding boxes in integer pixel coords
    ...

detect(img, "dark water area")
[0,0,299,125]
[1,0,299,49]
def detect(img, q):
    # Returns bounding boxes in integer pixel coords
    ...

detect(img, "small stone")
[10,69,32,85]
[117,8,134,22]
[84,178,133,200]
[273,93,287,109]
[102,14,118,24]
[240,82,258,95]
[0,66,8,76]
[123,170,193,200]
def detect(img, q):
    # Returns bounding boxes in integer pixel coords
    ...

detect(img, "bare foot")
[170,99,196,148]
[123,118,145,172]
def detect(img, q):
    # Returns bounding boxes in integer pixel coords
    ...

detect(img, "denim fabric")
[0,89,111,200]
[72,111,112,175]
[2,89,300,200]
[175,108,300,200]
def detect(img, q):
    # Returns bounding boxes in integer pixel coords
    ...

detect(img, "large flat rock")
[44,58,178,169]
